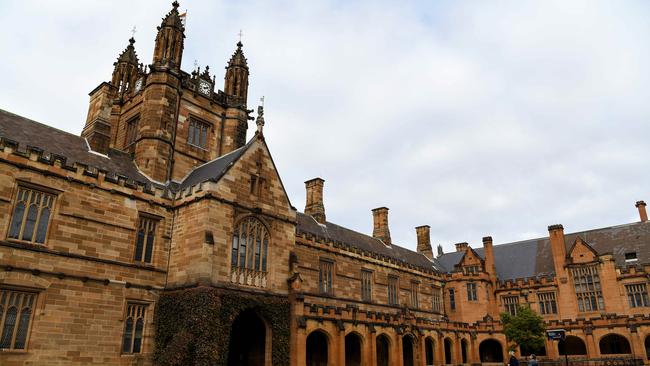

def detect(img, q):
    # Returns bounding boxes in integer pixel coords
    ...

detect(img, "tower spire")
[111,37,140,96]
[224,41,249,103]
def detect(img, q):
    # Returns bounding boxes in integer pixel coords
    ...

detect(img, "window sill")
[187,143,208,151]
[5,238,46,247]
[0,349,28,354]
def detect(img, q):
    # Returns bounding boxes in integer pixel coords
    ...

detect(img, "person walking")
[508,350,519,366]
[529,354,538,366]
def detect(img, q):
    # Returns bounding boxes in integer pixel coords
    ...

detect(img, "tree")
[501,305,546,355]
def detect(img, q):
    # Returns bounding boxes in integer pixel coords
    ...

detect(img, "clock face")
[198,80,211,96]
[134,78,143,92]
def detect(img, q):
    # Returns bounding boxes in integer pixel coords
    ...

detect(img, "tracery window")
[134,216,157,264]
[8,186,55,244]
[538,291,558,314]
[0,289,37,350]
[432,286,442,313]
[122,303,147,354]
[570,265,605,312]
[625,283,649,308]
[319,260,334,294]
[388,276,399,305]
[230,217,269,288]
[503,295,519,315]
[361,270,372,302]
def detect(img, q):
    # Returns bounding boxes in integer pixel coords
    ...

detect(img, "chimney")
[455,242,469,252]
[636,201,647,222]
[482,236,496,279]
[548,224,567,275]
[304,178,326,224]
[372,207,391,245]
[437,244,444,257]
[416,225,433,259]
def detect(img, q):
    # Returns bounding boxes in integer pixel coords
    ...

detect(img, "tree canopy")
[501,305,546,354]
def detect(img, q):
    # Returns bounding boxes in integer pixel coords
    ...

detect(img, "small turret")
[152,1,185,71]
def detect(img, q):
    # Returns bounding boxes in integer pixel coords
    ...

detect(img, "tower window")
[188,118,209,149]
[449,288,456,310]
[0,289,37,350]
[122,302,147,354]
[125,116,139,146]
[467,282,478,301]
[8,185,55,244]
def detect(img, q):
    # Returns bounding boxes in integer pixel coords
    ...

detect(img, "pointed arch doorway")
[227,309,269,366]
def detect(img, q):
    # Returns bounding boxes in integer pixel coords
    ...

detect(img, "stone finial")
[256,105,265,134]
[437,244,444,257]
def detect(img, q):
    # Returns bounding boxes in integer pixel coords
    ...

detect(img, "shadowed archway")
[307,330,329,366]
[345,332,362,366]
[645,335,650,360]
[479,339,504,362]
[444,338,453,365]
[403,334,415,366]
[461,339,468,364]
[376,334,391,366]
[559,336,587,356]
[599,334,631,355]
[227,309,267,366]
[425,337,436,366]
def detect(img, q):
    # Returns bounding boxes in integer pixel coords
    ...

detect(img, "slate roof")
[0,109,150,184]
[296,212,444,272]
[436,221,650,280]
[177,140,252,189]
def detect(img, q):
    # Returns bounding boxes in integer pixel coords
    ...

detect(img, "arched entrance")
[599,334,631,355]
[461,339,468,364]
[376,334,391,366]
[227,310,267,366]
[479,339,504,362]
[403,334,415,366]
[645,335,650,359]
[559,336,587,356]
[425,337,436,366]
[307,330,329,366]
[444,338,453,365]
[345,332,362,366]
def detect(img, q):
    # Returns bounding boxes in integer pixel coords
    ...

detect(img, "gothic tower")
[111,37,140,98]
[134,1,186,182]
[222,41,250,154]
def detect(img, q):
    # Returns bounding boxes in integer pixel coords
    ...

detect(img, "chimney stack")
[416,225,433,259]
[455,242,469,252]
[548,224,567,275]
[304,178,326,224]
[482,236,496,279]
[372,207,391,245]
[636,201,647,222]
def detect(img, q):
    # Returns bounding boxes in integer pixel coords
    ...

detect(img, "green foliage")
[153,287,290,366]
[501,305,546,354]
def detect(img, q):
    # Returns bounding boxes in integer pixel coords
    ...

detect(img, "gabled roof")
[296,212,444,272]
[0,109,150,184]
[436,221,650,281]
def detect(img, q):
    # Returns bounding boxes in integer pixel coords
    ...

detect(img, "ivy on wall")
[153,286,290,366]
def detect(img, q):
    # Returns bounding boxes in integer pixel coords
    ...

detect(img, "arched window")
[231,217,270,288]
[599,334,631,355]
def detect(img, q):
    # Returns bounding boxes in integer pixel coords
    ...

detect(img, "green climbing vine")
[153,286,290,366]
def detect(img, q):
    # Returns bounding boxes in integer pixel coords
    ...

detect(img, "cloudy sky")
[1,0,649,253]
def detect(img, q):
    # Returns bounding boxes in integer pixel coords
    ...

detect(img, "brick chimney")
[548,224,567,276]
[416,225,433,259]
[372,207,391,245]
[482,236,497,280]
[455,242,469,252]
[636,201,647,222]
[304,178,326,224]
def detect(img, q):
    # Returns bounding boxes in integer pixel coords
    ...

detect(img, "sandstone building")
[0,3,649,366]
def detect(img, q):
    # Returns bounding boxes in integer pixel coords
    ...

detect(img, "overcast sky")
[1,0,649,254]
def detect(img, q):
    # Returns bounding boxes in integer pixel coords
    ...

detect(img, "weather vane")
[260,96,265,107]
[238,30,243,43]
[130,26,137,38]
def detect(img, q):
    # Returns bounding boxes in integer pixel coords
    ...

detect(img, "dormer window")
[463,265,481,275]
[625,252,638,263]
